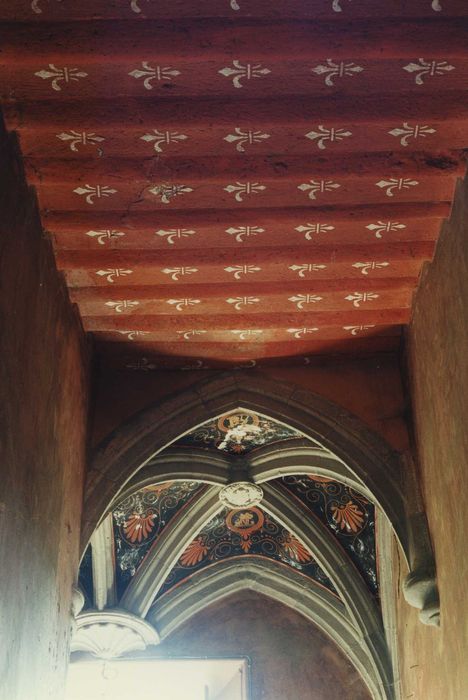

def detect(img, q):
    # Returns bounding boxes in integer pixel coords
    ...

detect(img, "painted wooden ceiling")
[2,1,468,368]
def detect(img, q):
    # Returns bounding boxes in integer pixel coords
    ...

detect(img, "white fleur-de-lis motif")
[343,325,376,336]
[35,64,88,92]
[73,184,117,205]
[365,221,406,239]
[345,292,379,308]
[289,264,327,278]
[96,268,133,283]
[388,122,436,147]
[226,296,260,311]
[230,0,240,8]
[295,223,335,240]
[218,60,271,89]
[56,131,104,153]
[231,330,263,341]
[162,267,198,281]
[352,262,390,275]
[166,298,201,311]
[224,182,266,202]
[155,228,196,245]
[403,59,454,85]
[332,0,351,11]
[298,179,340,200]
[305,125,352,150]
[375,178,419,197]
[140,129,188,153]
[117,330,149,340]
[126,357,157,371]
[224,265,261,280]
[432,0,442,9]
[85,229,126,245]
[129,62,180,89]
[224,128,271,153]
[288,294,323,310]
[149,184,193,204]
[105,300,140,313]
[312,59,363,87]
[287,328,319,339]
[177,330,207,340]
[130,0,154,13]
[225,225,264,242]
[31,0,62,14]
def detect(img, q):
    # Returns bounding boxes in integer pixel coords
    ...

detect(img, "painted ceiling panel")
[2,1,468,367]
[156,506,336,600]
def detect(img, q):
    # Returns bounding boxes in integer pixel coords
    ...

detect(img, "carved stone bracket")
[71,609,159,658]
[403,570,440,627]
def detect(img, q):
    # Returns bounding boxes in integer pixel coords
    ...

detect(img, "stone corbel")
[401,454,440,627]
[71,609,160,658]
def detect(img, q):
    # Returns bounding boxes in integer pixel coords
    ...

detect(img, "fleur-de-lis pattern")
[388,122,436,147]
[56,130,104,153]
[224,265,261,279]
[345,292,380,308]
[289,263,327,278]
[129,62,180,89]
[155,228,196,245]
[35,64,88,91]
[305,125,352,150]
[105,300,140,313]
[96,268,133,283]
[218,60,271,88]
[352,262,390,275]
[403,58,455,85]
[298,179,340,200]
[225,225,264,242]
[287,328,319,338]
[140,128,188,152]
[224,128,270,152]
[177,330,207,340]
[85,229,126,245]
[149,184,193,204]
[295,223,335,240]
[375,177,419,197]
[11,1,466,367]
[226,296,260,311]
[343,325,376,335]
[365,221,406,239]
[289,294,323,310]
[166,298,201,311]
[231,329,263,340]
[162,266,198,281]
[73,184,117,204]
[312,59,364,86]
[224,182,266,202]
[117,330,149,340]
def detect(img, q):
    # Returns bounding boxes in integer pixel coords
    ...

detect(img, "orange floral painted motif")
[282,534,312,563]
[180,537,209,567]
[331,500,364,533]
[123,512,156,543]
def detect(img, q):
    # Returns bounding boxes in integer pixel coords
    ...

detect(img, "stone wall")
[151,591,371,700]
[0,120,90,700]
[395,174,468,699]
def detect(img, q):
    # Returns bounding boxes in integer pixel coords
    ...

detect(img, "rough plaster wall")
[151,591,371,700]
[91,355,409,452]
[0,122,89,700]
[396,174,468,700]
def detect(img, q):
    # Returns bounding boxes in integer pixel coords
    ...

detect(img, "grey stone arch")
[149,558,392,700]
[113,475,392,698]
[83,371,438,624]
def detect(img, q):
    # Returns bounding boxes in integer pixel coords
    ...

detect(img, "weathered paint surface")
[0,120,89,700]
[394,174,468,700]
